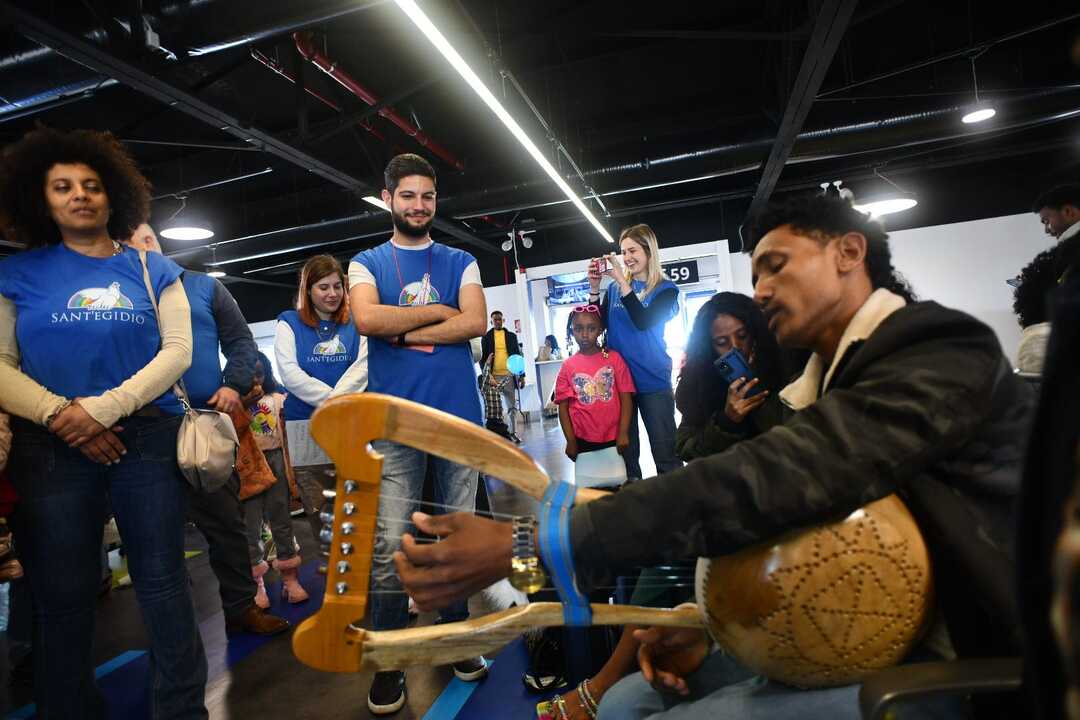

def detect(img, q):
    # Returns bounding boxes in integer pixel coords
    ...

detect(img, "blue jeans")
[367,440,476,632]
[623,389,682,481]
[10,416,207,720]
[598,651,966,720]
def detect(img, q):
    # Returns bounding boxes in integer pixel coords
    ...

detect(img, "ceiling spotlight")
[205,246,226,278]
[962,107,996,124]
[961,53,996,125]
[853,197,919,217]
[852,168,919,218]
[521,236,533,249]
[501,238,514,252]
[160,195,214,240]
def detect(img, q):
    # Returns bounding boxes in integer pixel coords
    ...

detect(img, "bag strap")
[137,249,194,412]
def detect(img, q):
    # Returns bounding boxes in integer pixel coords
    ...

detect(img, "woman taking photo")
[274,254,365,541]
[587,224,681,481]
[675,291,787,460]
[0,128,206,718]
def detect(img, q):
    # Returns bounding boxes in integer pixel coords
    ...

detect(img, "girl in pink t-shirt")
[555,305,635,460]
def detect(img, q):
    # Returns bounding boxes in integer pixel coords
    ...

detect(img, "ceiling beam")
[744,0,860,221]
[0,1,497,256]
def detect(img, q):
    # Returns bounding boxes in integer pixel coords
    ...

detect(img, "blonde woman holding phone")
[587,224,682,481]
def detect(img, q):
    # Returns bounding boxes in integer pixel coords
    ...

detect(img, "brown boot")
[225,603,289,636]
[273,555,309,604]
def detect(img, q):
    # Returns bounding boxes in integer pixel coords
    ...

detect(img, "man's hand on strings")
[395,511,512,611]
[633,624,711,696]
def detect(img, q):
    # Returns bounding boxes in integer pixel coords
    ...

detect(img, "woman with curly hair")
[0,128,206,718]
[675,291,787,461]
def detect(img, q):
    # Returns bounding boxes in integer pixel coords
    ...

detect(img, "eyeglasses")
[572,304,600,314]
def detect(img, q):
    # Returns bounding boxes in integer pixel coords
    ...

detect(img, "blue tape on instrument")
[538,481,592,626]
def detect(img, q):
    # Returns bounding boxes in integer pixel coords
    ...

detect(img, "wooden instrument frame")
[291,393,703,673]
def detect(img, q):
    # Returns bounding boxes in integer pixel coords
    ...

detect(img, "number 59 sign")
[662,260,699,285]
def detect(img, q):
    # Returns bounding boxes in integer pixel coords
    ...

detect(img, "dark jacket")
[480,327,522,375]
[674,393,788,462]
[570,301,1034,658]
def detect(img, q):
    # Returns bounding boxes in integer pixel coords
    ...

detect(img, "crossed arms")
[350,282,487,345]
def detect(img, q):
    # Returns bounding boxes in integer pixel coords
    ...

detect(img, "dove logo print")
[52,280,145,324]
[313,333,347,356]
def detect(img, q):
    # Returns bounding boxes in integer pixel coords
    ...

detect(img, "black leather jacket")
[570,301,1034,657]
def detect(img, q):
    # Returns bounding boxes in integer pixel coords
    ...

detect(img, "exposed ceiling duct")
[441,84,1080,220]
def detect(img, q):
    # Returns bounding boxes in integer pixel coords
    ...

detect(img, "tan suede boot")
[273,555,309,603]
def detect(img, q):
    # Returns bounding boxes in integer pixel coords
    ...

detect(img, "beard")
[391,207,434,238]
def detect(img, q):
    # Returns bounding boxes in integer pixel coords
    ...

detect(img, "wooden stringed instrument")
[292,393,932,688]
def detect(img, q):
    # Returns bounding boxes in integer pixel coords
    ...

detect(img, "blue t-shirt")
[181,271,222,409]
[605,278,679,394]
[351,241,482,425]
[0,243,184,414]
[278,309,361,421]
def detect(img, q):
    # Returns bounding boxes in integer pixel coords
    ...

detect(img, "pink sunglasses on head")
[572,304,600,314]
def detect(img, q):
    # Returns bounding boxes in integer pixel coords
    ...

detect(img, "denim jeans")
[10,416,207,720]
[242,448,297,565]
[598,650,966,720]
[187,470,257,620]
[367,440,476,632]
[623,389,683,481]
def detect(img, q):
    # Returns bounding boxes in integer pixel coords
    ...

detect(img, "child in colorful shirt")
[555,305,635,462]
[242,352,308,606]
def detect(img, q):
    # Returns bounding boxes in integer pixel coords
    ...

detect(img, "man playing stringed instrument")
[348,153,490,715]
[394,192,1034,718]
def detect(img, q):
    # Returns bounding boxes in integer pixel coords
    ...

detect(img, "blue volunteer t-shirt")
[0,243,184,414]
[181,271,222,409]
[278,309,361,421]
[605,278,679,394]
[352,241,482,425]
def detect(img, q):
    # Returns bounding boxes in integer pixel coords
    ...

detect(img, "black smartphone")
[713,348,763,396]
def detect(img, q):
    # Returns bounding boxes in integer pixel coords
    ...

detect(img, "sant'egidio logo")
[313,334,346,356]
[51,281,145,324]
[67,282,134,310]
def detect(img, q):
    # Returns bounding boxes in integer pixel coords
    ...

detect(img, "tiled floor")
[3,413,660,719]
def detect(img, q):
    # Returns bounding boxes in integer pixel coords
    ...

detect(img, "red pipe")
[293,32,466,171]
[250,48,342,112]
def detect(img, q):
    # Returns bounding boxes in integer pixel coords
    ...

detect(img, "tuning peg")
[320,508,334,525]
[340,542,353,555]
[322,488,337,500]
[319,526,334,544]
[340,522,355,535]
[337,561,351,574]
[335,581,348,595]
[343,480,358,494]
[342,502,356,516]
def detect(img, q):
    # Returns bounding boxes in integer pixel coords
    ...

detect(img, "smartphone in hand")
[594,256,609,274]
[713,349,763,396]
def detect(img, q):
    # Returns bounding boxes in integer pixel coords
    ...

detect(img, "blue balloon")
[507,354,526,375]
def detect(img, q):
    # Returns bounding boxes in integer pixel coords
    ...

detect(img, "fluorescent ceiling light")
[206,270,226,278]
[961,107,996,124]
[363,195,389,212]
[392,0,614,243]
[854,197,918,218]
[160,225,214,241]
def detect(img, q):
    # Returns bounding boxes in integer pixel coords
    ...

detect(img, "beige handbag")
[139,252,238,492]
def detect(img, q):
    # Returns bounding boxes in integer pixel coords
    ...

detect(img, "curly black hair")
[255,351,279,395]
[675,292,782,427]
[747,193,917,303]
[0,127,151,247]
[1012,248,1057,328]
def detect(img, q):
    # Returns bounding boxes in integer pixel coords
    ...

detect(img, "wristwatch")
[509,515,546,593]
